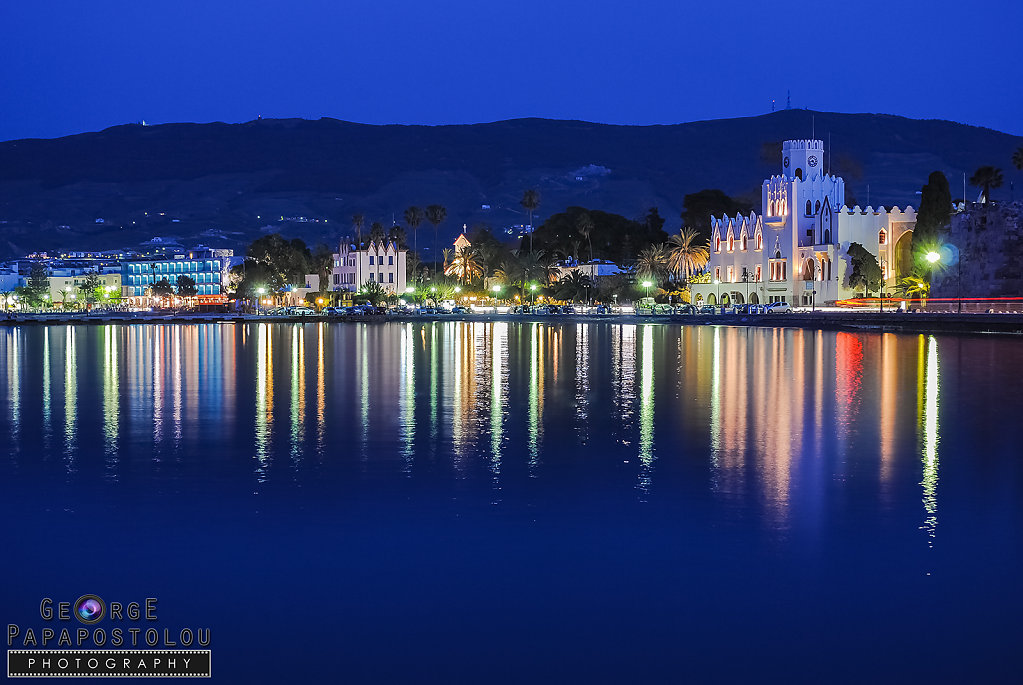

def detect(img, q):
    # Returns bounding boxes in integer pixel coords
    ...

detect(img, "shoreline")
[3,311,1023,335]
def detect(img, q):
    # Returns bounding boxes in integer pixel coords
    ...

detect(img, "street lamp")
[641,281,652,307]
[529,283,537,306]
[492,284,502,307]
[713,279,721,308]
[256,287,266,314]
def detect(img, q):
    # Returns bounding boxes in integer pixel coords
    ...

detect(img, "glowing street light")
[529,282,537,305]
[713,279,721,307]
[641,280,653,300]
[256,287,266,315]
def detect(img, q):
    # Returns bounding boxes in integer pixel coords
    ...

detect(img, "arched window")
[715,236,721,252]
[805,200,812,216]
[815,200,821,213]
[727,234,734,252]
[823,229,832,244]
[740,233,748,251]
[755,230,763,251]
[768,201,775,216]
[878,229,887,245]
[795,168,803,180]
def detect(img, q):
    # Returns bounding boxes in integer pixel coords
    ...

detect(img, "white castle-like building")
[330,239,407,294]
[690,139,917,307]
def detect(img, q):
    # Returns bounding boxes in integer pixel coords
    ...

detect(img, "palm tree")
[636,244,670,287]
[555,271,593,302]
[520,189,540,252]
[425,205,447,273]
[576,212,594,263]
[896,274,930,299]
[666,227,710,284]
[444,248,484,285]
[404,206,425,255]
[387,225,407,248]
[970,166,1004,202]
[442,248,453,269]
[352,214,365,246]
[369,222,386,245]
[352,213,365,287]
[1013,147,1023,171]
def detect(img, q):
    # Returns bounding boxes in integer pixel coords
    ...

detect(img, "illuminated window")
[726,266,734,282]
[878,229,887,245]
[715,267,721,281]
[727,234,734,252]
[755,231,763,251]
[741,233,748,251]
[715,236,721,253]
[754,265,762,282]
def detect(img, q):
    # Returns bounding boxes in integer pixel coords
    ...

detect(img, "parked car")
[765,302,792,313]
[291,306,316,316]
[594,305,611,315]
[561,305,576,314]
[675,304,698,315]
[451,305,469,314]
[698,305,717,315]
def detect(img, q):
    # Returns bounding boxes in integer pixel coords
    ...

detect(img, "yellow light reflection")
[491,322,508,489]
[255,323,273,481]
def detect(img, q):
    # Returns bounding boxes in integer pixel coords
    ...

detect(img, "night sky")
[3,0,1021,142]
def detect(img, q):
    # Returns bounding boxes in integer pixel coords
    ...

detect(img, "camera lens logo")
[74,595,106,624]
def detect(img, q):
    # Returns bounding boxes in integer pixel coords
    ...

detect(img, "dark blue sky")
[3,0,1021,142]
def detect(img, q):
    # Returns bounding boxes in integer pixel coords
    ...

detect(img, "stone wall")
[931,202,1023,299]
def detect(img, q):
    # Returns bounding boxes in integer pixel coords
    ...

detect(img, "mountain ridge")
[0,110,1019,259]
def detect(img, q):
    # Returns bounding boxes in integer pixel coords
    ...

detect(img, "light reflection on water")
[1,321,1021,682]
[0,320,1000,540]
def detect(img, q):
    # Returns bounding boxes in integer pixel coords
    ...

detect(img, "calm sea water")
[1,322,1021,683]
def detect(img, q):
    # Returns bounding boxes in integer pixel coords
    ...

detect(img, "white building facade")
[691,139,917,307]
[330,240,407,293]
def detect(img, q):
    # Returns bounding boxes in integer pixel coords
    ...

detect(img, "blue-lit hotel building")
[121,248,232,303]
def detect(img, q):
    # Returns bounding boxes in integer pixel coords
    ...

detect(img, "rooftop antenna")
[827,132,831,174]
[771,98,776,112]
[786,91,791,110]
[812,115,815,141]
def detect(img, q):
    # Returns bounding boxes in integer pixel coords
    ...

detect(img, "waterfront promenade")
[3,310,1023,335]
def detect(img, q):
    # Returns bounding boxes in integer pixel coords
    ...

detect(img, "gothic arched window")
[805,200,812,216]
[878,229,887,245]
[815,200,821,213]
[755,230,763,251]
[741,233,748,251]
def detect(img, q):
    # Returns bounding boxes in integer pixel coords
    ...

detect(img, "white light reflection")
[637,325,655,495]
[399,323,416,473]
[63,325,77,472]
[575,323,589,442]
[103,326,119,480]
[491,322,508,494]
[290,325,306,469]
[921,335,940,545]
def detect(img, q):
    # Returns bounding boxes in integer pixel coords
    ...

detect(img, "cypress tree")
[910,171,951,276]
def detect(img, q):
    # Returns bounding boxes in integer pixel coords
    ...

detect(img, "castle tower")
[782,140,824,181]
